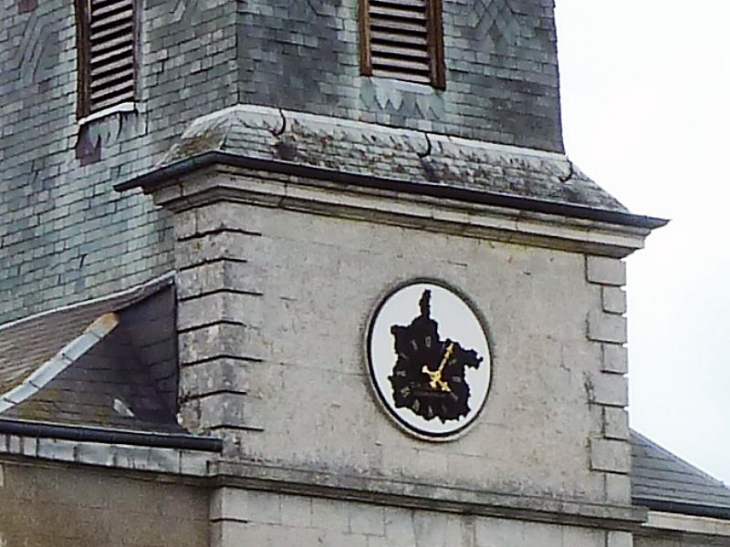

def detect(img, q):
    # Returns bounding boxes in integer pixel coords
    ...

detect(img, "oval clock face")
[367,281,492,440]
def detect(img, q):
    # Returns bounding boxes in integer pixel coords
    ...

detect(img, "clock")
[366,280,492,440]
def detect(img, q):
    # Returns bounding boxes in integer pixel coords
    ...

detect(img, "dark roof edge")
[0,418,222,453]
[634,497,730,521]
[115,152,668,231]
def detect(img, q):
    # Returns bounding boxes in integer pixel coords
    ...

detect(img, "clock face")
[367,281,492,440]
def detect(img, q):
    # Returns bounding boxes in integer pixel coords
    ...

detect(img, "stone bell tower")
[118,1,665,546]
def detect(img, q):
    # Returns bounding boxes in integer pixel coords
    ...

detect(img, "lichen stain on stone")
[167,128,226,163]
[420,160,440,183]
[275,139,298,161]
[559,184,584,204]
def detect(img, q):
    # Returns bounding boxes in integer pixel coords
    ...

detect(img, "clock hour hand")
[421,342,454,392]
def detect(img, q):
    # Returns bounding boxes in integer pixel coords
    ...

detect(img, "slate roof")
[119,105,655,223]
[0,276,172,394]
[632,430,730,519]
[0,275,185,436]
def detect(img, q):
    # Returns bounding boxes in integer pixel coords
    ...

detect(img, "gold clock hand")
[421,342,454,392]
[436,342,454,376]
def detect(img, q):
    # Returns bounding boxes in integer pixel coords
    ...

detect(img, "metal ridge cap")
[115,152,669,230]
[0,312,120,415]
[0,417,222,452]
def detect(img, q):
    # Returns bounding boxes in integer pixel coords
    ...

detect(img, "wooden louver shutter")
[84,0,136,114]
[361,0,445,89]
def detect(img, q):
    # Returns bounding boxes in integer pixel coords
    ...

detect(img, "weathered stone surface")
[175,231,264,271]
[177,291,264,331]
[280,495,313,528]
[210,488,610,547]
[602,287,627,315]
[211,488,282,525]
[608,531,634,547]
[605,473,632,505]
[194,392,257,431]
[177,259,264,300]
[179,357,252,400]
[178,323,264,365]
[586,257,627,287]
[0,461,209,547]
[194,201,266,235]
[590,439,631,474]
[604,407,630,440]
[174,209,199,241]
[590,372,629,408]
[588,311,628,344]
[602,344,629,375]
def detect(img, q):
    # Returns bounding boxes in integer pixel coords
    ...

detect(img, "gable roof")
[0,275,219,451]
[0,275,173,397]
[632,430,730,519]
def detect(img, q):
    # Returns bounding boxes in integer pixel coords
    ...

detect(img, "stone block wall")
[211,487,627,547]
[168,177,633,506]
[0,0,238,323]
[636,536,724,547]
[0,460,209,546]
[585,256,632,505]
[237,0,563,152]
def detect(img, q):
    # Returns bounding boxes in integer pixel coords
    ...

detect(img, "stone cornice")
[210,459,647,532]
[131,163,657,258]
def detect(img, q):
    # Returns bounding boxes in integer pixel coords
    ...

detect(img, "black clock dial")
[388,290,482,423]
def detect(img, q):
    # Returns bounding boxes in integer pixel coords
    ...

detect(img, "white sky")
[555,1,730,484]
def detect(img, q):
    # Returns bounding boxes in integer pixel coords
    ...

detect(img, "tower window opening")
[77,0,137,117]
[360,0,445,89]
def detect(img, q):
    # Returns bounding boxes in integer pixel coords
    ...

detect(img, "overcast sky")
[555,0,730,484]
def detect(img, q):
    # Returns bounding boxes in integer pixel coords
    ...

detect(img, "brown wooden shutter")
[79,0,136,116]
[360,0,445,89]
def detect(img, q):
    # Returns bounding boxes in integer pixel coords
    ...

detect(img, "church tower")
[8,1,715,547]
[115,1,664,546]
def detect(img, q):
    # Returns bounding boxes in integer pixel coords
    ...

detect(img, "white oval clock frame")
[366,280,493,441]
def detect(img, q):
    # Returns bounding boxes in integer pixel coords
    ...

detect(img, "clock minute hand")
[436,342,454,376]
[422,342,454,392]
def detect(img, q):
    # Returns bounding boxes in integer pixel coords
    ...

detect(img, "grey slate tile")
[631,430,730,519]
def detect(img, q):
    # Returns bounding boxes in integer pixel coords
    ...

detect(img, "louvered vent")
[84,0,136,114]
[361,0,445,88]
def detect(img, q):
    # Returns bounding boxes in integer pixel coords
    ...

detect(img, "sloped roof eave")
[114,104,668,231]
